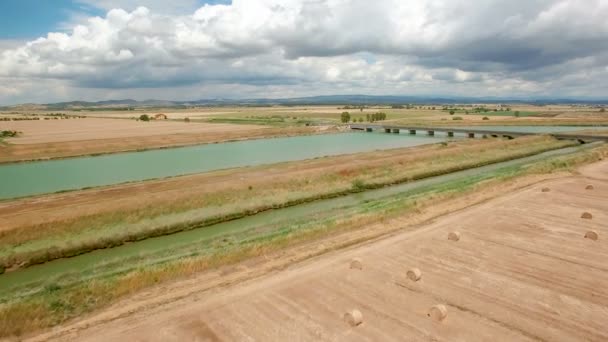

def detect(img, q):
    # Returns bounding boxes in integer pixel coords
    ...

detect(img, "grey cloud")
[1,0,607,103]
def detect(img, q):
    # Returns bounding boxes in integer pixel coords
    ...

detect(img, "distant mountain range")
[3,95,607,110]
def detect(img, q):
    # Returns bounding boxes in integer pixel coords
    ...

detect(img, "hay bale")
[586,185,594,190]
[541,187,551,192]
[448,231,461,241]
[344,310,363,326]
[407,268,422,281]
[350,258,363,270]
[585,230,599,241]
[428,304,448,322]
[581,212,593,220]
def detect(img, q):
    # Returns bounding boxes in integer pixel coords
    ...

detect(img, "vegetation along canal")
[0,142,598,293]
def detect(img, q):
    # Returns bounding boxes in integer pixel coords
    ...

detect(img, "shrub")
[600,108,606,112]
[514,111,520,117]
[452,116,463,120]
[340,112,351,123]
[139,114,150,122]
[184,117,190,122]
[482,116,490,120]
[351,179,366,191]
[449,110,455,115]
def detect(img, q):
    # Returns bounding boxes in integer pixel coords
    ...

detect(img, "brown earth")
[0,118,330,163]
[26,160,608,342]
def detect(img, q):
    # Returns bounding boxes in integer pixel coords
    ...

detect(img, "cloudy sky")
[0,0,607,105]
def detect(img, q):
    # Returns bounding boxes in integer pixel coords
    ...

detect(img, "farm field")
[0,116,330,163]
[0,135,606,339]
[1,104,607,340]
[25,152,608,342]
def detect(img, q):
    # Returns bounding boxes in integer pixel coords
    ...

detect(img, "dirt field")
[28,159,608,341]
[0,117,329,163]
[0,118,265,144]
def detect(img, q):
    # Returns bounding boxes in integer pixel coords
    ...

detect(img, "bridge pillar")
[447,131,454,137]
[468,132,475,138]
[409,129,416,135]
[366,127,373,132]
[392,128,400,134]
[384,128,391,133]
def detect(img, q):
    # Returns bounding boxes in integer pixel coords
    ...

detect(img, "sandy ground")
[0,118,327,163]
[26,160,608,342]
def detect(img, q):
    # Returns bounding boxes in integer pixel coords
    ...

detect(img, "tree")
[341,112,351,123]
[449,110,455,115]
[358,117,364,122]
[514,111,520,117]
[366,114,370,122]
[139,114,150,122]
[601,108,606,112]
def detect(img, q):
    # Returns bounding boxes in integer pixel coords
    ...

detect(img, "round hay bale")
[350,258,363,270]
[448,231,461,241]
[344,309,363,326]
[585,230,599,241]
[541,187,551,192]
[407,268,422,281]
[581,212,593,220]
[586,185,594,190]
[428,304,448,322]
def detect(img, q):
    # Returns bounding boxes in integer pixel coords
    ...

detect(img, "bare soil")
[0,118,328,163]
[26,160,608,342]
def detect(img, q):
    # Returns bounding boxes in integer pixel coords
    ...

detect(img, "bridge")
[349,124,608,143]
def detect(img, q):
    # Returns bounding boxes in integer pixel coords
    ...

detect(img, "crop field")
[58,159,608,342]
[0,103,607,340]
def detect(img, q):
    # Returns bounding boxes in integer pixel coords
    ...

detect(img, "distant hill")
[2,95,607,110]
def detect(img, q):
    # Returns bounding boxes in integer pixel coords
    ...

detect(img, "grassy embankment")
[0,140,606,337]
[0,137,575,271]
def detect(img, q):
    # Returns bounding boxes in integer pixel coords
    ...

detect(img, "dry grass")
[0,136,574,269]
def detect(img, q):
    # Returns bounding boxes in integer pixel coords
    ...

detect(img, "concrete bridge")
[349,124,608,144]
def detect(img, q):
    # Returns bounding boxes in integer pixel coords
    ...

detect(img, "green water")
[0,143,594,293]
[0,132,448,200]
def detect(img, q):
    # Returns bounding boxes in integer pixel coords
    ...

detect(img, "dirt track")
[28,160,608,341]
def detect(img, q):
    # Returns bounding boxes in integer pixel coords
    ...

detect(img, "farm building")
[154,113,168,120]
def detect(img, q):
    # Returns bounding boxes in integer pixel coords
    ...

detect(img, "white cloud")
[1,0,608,104]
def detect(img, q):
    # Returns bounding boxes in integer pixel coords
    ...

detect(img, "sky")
[0,0,607,105]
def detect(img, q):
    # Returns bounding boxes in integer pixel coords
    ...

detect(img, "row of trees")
[340,112,387,123]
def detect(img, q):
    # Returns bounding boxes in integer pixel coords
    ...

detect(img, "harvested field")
[0,118,264,144]
[30,159,608,341]
[0,118,329,162]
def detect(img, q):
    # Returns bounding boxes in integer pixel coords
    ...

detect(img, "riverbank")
[38,157,608,342]
[0,136,575,271]
[0,120,334,164]
[1,139,606,339]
